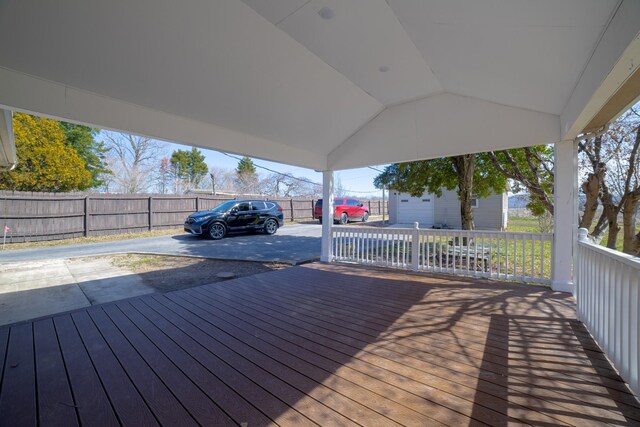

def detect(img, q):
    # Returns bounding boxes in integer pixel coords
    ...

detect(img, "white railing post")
[411,222,420,271]
[552,139,577,293]
[575,236,640,396]
[575,228,589,318]
[320,171,334,262]
[577,228,589,242]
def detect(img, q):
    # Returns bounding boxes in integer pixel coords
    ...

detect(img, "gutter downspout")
[0,109,16,171]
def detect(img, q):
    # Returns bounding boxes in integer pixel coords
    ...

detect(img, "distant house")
[388,189,508,230]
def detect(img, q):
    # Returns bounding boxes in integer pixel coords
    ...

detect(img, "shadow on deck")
[0,263,637,426]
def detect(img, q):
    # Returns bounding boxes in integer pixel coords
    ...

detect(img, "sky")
[168,141,385,198]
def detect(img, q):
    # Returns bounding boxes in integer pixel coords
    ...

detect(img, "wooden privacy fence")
[0,191,387,243]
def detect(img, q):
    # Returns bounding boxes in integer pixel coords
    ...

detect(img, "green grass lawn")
[507,215,543,233]
[508,214,639,252]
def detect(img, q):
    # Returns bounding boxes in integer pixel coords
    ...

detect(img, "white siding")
[391,189,506,230]
[397,194,434,225]
[388,191,435,226]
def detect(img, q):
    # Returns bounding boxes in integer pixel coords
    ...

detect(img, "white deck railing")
[576,228,640,396]
[331,224,553,284]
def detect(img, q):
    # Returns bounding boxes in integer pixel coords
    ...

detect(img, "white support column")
[552,140,578,293]
[320,171,334,262]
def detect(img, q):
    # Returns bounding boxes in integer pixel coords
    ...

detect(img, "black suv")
[184,200,284,240]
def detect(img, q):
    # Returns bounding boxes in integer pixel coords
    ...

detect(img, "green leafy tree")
[235,156,258,194]
[0,113,91,191]
[236,156,256,176]
[60,122,110,189]
[170,147,208,191]
[374,153,507,230]
[487,146,554,216]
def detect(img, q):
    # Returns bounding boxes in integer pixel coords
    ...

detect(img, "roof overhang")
[0,0,638,171]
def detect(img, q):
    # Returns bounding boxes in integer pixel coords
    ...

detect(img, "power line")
[221,152,320,186]
[221,152,382,194]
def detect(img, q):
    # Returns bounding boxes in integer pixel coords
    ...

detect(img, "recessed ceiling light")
[318,7,335,20]
[378,66,389,73]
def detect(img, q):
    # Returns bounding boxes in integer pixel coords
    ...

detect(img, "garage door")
[397,194,435,226]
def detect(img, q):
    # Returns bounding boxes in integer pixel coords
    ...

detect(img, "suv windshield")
[210,200,239,213]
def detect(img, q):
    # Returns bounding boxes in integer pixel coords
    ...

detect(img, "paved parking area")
[0,223,322,264]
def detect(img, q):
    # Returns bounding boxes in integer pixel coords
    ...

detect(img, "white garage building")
[388,190,509,230]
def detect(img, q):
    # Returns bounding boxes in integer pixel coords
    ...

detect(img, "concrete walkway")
[0,258,154,326]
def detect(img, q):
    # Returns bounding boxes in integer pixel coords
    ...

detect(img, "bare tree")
[578,103,640,253]
[207,166,238,194]
[102,132,166,193]
[262,173,320,198]
[334,175,347,198]
[156,157,173,194]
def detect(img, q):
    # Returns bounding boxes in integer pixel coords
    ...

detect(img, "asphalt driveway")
[0,223,322,264]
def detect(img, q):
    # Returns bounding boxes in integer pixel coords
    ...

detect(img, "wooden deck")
[0,263,638,426]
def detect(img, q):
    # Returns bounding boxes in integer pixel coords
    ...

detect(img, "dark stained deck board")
[70,311,160,427]
[229,270,640,419]
[33,319,79,427]
[123,298,291,427]
[225,274,632,395]
[180,285,589,427]
[154,293,444,427]
[171,289,510,427]
[168,289,471,426]
[53,315,120,427]
[114,299,257,427]
[99,304,238,427]
[84,307,198,427]
[0,323,36,427]
[187,282,585,426]
[244,269,632,389]
[140,295,375,427]
[190,270,636,426]
[0,263,638,427]
[264,279,615,366]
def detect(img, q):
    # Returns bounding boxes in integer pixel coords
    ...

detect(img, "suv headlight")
[194,214,215,222]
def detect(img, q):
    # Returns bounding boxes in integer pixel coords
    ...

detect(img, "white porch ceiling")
[0,0,637,170]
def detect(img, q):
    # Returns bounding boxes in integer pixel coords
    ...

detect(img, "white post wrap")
[321,171,334,262]
[552,140,577,292]
[411,222,420,271]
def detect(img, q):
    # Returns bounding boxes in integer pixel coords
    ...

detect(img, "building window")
[471,197,479,208]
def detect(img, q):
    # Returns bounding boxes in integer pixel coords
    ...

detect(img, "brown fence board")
[0,191,387,243]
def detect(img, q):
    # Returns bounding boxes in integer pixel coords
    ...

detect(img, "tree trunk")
[603,192,621,249]
[453,155,475,230]
[633,231,640,256]
[590,212,609,243]
[622,190,640,254]
[579,168,603,230]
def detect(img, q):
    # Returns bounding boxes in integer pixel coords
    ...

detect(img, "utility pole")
[368,166,387,227]
[210,173,216,195]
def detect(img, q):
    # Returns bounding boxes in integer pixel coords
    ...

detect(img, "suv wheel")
[264,218,279,235]
[208,222,226,240]
[362,212,369,222]
[340,213,348,225]
[318,216,322,224]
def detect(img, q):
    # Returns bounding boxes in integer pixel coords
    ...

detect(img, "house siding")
[391,189,507,230]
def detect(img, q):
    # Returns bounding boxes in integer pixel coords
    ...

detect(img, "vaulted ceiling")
[0,0,638,169]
